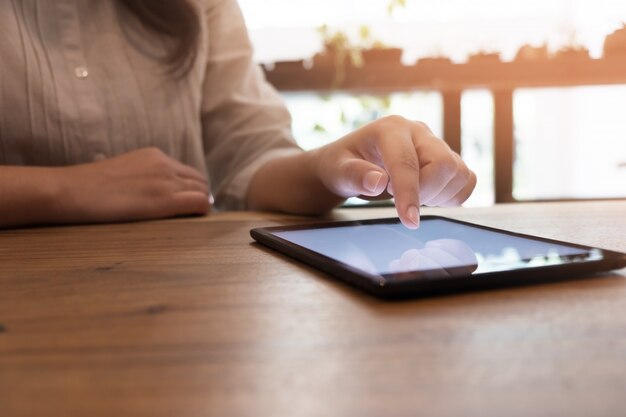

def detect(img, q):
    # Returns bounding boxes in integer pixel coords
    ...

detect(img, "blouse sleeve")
[199,0,302,211]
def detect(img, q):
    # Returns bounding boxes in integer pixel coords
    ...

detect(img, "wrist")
[0,165,74,228]
[305,145,347,208]
[307,143,337,196]
[46,166,86,224]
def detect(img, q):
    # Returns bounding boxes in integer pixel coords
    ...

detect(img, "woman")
[0,0,476,229]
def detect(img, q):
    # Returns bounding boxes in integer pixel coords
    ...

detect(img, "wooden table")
[1,201,625,417]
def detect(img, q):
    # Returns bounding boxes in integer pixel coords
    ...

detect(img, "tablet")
[250,216,626,298]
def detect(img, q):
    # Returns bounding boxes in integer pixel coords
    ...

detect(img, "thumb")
[332,158,389,198]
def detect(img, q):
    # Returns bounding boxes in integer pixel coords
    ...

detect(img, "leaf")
[313,123,327,133]
[387,0,407,15]
[359,25,371,41]
[349,49,364,68]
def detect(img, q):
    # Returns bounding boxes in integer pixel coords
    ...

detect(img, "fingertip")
[401,205,420,229]
[173,192,211,216]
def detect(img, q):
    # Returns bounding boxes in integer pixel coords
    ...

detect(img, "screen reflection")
[273,219,593,279]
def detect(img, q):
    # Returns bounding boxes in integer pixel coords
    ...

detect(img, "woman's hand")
[0,147,209,228]
[53,147,210,224]
[313,116,476,228]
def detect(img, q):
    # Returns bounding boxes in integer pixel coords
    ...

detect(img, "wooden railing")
[263,55,626,203]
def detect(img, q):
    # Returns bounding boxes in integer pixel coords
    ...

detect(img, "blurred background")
[239,0,626,206]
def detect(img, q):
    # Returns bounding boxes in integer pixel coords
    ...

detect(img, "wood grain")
[1,201,625,417]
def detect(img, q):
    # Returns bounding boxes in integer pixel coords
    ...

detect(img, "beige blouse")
[0,0,301,210]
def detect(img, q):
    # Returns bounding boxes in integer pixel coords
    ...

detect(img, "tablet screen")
[272,218,599,278]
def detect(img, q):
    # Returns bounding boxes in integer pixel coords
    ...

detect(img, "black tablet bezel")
[250,216,626,298]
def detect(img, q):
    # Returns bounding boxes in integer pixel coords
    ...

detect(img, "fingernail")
[407,205,420,227]
[363,171,383,193]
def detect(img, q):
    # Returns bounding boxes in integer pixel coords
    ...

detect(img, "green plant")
[315,0,409,86]
[387,0,407,16]
[316,25,364,86]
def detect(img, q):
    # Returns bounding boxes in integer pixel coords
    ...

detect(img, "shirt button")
[74,66,89,79]
[94,152,106,161]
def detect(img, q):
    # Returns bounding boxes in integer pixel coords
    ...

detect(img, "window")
[240,0,626,204]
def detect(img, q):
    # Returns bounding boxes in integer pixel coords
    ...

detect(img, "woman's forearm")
[0,166,64,228]
[246,149,345,215]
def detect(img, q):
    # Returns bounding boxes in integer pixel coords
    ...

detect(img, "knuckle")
[372,115,408,134]
[147,151,171,167]
[147,151,174,171]
[409,120,437,139]
[383,114,408,125]
[411,120,430,131]
[144,147,165,158]
[398,152,420,171]
[157,163,176,177]
[457,164,472,183]
[437,159,460,179]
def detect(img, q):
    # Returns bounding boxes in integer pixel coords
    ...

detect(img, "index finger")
[376,125,421,229]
